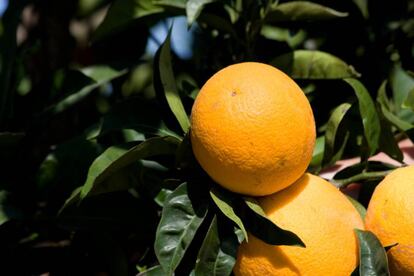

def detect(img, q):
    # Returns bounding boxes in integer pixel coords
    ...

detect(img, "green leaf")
[353,0,369,18]
[154,30,191,133]
[377,81,414,136]
[402,88,414,110]
[46,66,127,115]
[93,0,164,41]
[186,0,216,26]
[155,0,187,9]
[137,265,165,276]
[378,110,403,162]
[155,182,209,275]
[271,50,360,79]
[322,103,352,166]
[346,196,366,220]
[261,25,306,48]
[355,229,390,276]
[90,97,181,140]
[390,66,414,117]
[266,1,348,23]
[80,136,180,200]
[210,188,248,242]
[194,216,238,276]
[309,136,325,170]
[344,78,381,156]
[243,197,305,247]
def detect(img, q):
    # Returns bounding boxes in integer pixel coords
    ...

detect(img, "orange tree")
[0,0,414,275]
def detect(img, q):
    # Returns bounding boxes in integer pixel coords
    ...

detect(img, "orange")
[233,174,364,276]
[365,165,414,275]
[190,62,315,196]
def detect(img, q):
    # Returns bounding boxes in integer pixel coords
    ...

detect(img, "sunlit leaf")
[210,188,248,242]
[355,229,390,276]
[80,136,180,200]
[194,216,238,276]
[154,30,191,133]
[344,78,381,156]
[155,182,209,275]
[186,0,216,26]
[266,1,348,23]
[46,66,127,115]
[272,50,360,79]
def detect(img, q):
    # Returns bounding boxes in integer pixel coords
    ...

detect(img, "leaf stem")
[332,170,393,188]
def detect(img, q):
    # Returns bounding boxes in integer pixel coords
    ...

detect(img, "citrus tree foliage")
[0,0,413,274]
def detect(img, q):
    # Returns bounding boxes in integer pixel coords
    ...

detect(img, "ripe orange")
[365,165,414,275]
[190,62,315,196]
[233,173,364,276]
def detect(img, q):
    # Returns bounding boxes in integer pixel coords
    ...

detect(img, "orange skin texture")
[365,165,414,276]
[234,174,364,276]
[190,62,316,196]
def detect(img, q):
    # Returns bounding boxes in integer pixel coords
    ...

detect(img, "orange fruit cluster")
[190,62,364,275]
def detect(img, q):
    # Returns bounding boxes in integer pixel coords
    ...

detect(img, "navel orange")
[190,62,315,196]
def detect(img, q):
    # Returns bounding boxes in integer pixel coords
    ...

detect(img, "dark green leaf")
[194,216,238,276]
[210,188,248,242]
[344,78,381,156]
[90,97,181,140]
[322,103,352,166]
[155,182,209,275]
[80,136,180,199]
[355,229,390,276]
[243,198,305,247]
[346,196,366,220]
[186,0,216,26]
[93,0,164,41]
[378,110,403,162]
[46,66,127,115]
[154,30,191,133]
[266,1,348,23]
[271,50,360,79]
[59,191,158,232]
